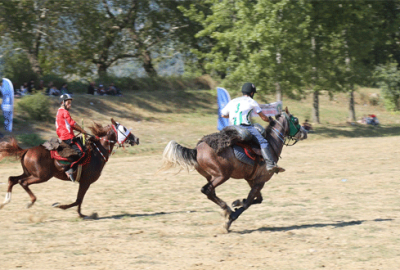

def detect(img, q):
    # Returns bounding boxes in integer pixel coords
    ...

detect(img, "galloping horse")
[159,108,307,231]
[0,118,139,217]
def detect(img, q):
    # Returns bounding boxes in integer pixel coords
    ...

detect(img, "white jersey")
[221,96,262,126]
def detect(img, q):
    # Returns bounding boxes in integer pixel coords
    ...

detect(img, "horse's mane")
[198,129,242,154]
[89,122,110,137]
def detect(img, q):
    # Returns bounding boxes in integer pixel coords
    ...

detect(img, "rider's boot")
[65,167,76,182]
[260,147,285,173]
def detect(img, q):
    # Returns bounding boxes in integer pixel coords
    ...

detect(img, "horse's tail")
[0,137,27,161]
[158,140,198,172]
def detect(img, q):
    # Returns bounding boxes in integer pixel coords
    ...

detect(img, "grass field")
[0,87,399,269]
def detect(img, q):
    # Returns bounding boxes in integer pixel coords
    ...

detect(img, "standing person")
[0,78,15,136]
[220,82,284,173]
[87,81,95,95]
[56,94,88,182]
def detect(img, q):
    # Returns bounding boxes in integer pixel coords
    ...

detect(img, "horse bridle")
[87,123,132,162]
[271,113,301,146]
[111,123,132,145]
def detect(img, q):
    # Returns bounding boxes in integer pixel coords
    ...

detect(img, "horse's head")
[111,118,140,146]
[270,107,307,145]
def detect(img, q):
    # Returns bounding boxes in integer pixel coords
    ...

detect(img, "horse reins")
[82,127,119,162]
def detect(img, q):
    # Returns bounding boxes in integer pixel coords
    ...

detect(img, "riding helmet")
[59,94,73,103]
[241,83,257,95]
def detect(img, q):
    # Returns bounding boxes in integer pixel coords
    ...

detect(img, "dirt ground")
[0,135,399,270]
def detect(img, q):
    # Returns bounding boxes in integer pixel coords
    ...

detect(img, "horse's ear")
[285,107,289,114]
[111,118,117,125]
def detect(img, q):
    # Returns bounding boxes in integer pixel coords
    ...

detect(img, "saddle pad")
[51,150,69,161]
[232,145,255,166]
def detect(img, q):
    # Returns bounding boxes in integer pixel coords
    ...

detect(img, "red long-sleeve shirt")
[55,107,76,140]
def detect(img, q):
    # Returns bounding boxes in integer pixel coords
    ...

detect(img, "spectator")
[60,83,70,95]
[49,86,60,96]
[105,82,117,96]
[367,114,379,126]
[37,80,45,92]
[27,79,35,93]
[302,119,313,133]
[45,81,53,95]
[87,81,96,95]
[96,84,106,95]
[19,82,29,96]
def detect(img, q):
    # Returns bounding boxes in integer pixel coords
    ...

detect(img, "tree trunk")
[311,36,320,124]
[276,52,282,101]
[275,82,282,102]
[26,52,43,77]
[142,50,157,77]
[312,90,320,123]
[97,63,108,78]
[348,89,356,121]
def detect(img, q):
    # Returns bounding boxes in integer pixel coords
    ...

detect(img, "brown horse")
[0,118,139,217]
[159,108,307,231]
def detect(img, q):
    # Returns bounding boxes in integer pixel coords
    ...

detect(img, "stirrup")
[66,168,75,182]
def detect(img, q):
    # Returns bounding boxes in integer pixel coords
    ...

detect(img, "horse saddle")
[222,124,265,166]
[42,137,85,163]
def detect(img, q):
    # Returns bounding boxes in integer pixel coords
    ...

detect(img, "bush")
[17,94,52,121]
[374,63,400,111]
[17,134,46,147]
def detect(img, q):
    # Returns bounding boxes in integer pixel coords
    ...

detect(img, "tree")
[0,0,69,77]
[184,0,312,98]
[375,63,400,111]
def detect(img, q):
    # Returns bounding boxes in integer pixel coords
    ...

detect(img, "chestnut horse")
[0,118,139,217]
[159,108,307,231]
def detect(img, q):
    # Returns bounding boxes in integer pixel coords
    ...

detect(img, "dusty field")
[0,135,399,270]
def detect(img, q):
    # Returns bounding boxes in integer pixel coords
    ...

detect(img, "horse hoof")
[52,202,60,208]
[26,202,33,209]
[224,220,233,232]
[0,204,4,210]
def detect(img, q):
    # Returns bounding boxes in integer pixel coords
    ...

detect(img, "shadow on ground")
[235,218,393,234]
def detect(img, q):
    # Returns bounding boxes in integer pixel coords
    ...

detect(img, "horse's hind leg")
[201,176,232,218]
[53,182,90,218]
[0,174,28,209]
[19,176,48,208]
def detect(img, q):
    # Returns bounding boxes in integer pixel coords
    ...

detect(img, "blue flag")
[217,87,231,130]
[1,78,14,132]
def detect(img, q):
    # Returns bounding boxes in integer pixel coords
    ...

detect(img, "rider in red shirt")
[56,94,87,182]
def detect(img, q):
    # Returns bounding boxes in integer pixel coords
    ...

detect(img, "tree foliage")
[375,63,400,111]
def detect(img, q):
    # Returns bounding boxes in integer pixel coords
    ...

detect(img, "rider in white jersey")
[221,83,284,173]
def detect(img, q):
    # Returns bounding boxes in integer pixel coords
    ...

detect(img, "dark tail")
[0,137,27,161]
[158,140,198,172]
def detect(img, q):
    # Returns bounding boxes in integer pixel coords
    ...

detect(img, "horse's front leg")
[53,182,90,218]
[226,182,265,230]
